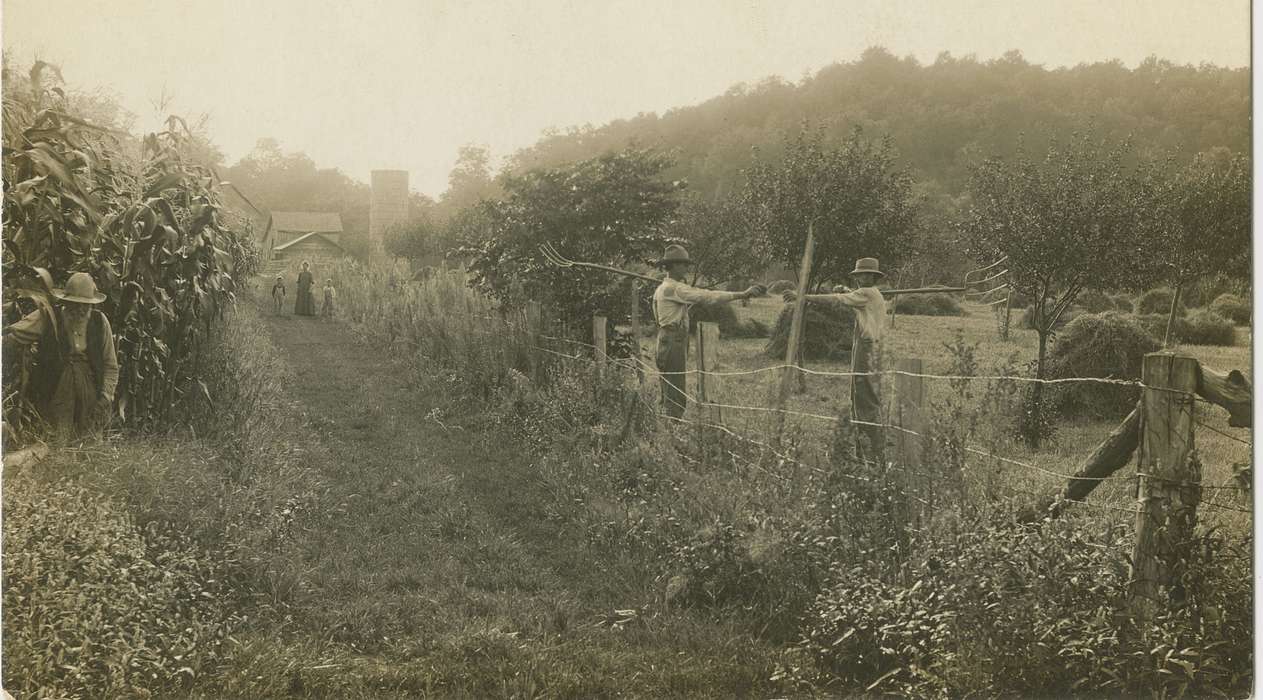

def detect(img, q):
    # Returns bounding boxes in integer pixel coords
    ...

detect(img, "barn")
[271,231,346,269]
[261,212,345,262]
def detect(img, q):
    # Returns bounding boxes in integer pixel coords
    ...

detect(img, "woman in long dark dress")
[295,261,316,316]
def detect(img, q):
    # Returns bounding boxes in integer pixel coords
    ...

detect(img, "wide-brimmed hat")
[52,272,106,304]
[849,257,885,278]
[655,244,692,267]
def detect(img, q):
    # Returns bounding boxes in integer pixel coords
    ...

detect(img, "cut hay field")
[635,296,1253,533]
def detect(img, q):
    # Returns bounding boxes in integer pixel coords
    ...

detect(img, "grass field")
[634,296,1253,533]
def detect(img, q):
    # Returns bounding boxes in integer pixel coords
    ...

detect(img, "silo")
[370,169,409,255]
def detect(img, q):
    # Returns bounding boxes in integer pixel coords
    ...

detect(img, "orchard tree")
[743,126,919,290]
[962,132,1142,446]
[462,146,681,328]
[1141,150,1250,344]
[664,192,765,288]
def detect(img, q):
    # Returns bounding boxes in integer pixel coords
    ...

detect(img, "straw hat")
[849,257,885,278]
[52,272,106,304]
[655,244,692,267]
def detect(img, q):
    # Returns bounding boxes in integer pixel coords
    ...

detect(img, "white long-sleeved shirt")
[806,287,886,342]
[653,277,744,330]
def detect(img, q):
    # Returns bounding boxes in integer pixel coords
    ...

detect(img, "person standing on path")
[653,245,765,419]
[295,261,316,317]
[271,275,287,314]
[2,272,119,440]
[783,257,888,459]
[321,279,336,319]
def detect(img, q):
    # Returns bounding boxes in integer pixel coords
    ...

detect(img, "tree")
[383,211,455,265]
[437,144,500,220]
[962,132,1142,446]
[463,147,681,328]
[743,126,919,290]
[1140,150,1250,344]
[663,192,764,288]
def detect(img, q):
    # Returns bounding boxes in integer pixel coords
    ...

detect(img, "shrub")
[2,480,233,698]
[766,279,796,295]
[1045,312,1160,418]
[1210,293,1250,325]
[892,292,965,316]
[1136,287,1186,316]
[796,516,1251,698]
[1136,312,1237,346]
[764,301,854,361]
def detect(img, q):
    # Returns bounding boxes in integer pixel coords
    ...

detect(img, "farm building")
[271,230,345,268]
[261,211,345,262]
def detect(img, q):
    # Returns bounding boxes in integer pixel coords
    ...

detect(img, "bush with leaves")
[1045,312,1159,418]
[1210,293,1250,324]
[2,479,235,698]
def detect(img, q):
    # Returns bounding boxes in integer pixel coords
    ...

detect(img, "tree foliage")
[743,126,919,289]
[663,192,764,288]
[462,147,681,327]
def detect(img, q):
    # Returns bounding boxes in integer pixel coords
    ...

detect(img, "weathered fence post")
[776,222,816,438]
[592,315,607,379]
[696,322,723,426]
[526,301,543,384]
[1130,352,1200,623]
[895,358,926,520]
[630,280,645,384]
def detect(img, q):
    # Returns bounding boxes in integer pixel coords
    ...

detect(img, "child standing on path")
[321,279,336,319]
[271,276,286,314]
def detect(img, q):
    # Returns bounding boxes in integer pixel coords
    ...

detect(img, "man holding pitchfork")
[654,244,765,419]
[783,257,888,458]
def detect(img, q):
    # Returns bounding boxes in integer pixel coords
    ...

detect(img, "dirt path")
[235,295,781,698]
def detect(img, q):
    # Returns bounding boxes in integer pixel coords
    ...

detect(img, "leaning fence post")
[592,315,608,379]
[696,322,723,426]
[1130,352,1200,624]
[526,301,543,383]
[776,221,816,438]
[630,280,645,384]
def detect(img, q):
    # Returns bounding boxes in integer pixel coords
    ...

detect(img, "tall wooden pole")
[696,321,723,426]
[776,222,816,436]
[630,280,644,384]
[592,315,608,379]
[1130,352,1200,623]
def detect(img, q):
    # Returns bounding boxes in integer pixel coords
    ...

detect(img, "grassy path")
[214,294,784,698]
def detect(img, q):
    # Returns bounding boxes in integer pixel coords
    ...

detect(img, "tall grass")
[314,258,1255,696]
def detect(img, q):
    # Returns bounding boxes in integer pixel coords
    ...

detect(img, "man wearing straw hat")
[3,272,119,439]
[654,244,765,419]
[784,257,888,458]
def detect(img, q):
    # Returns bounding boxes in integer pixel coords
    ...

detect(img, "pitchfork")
[539,242,660,284]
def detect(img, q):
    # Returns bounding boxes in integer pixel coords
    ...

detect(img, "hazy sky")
[3,0,1251,198]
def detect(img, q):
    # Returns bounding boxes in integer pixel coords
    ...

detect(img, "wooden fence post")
[895,358,926,526]
[696,322,723,425]
[526,301,543,383]
[1130,352,1200,622]
[776,222,816,437]
[592,315,607,378]
[630,280,645,384]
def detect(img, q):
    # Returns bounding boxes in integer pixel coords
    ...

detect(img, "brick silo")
[370,169,409,256]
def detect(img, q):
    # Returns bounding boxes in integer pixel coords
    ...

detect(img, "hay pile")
[1046,312,1159,418]
[763,300,855,361]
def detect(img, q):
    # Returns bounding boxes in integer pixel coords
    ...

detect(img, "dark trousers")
[656,325,689,418]
[850,336,883,459]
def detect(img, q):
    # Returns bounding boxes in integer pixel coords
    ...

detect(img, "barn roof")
[273,231,345,252]
[270,211,344,233]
